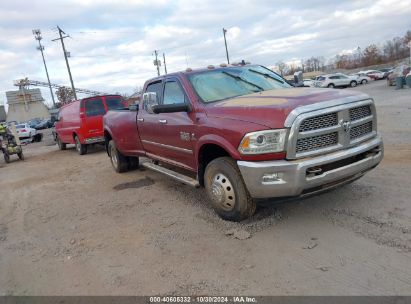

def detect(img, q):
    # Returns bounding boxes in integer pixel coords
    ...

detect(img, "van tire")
[56,136,66,150]
[108,140,128,173]
[74,135,87,155]
[204,157,256,221]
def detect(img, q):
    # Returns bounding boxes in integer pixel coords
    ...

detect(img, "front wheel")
[327,83,335,88]
[350,81,357,87]
[56,136,66,150]
[74,136,87,155]
[204,157,256,221]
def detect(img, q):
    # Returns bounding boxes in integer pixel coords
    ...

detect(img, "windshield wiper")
[222,71,264,92]
[248,69,285,84]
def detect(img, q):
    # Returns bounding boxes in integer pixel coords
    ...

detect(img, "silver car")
[314,74,357,88]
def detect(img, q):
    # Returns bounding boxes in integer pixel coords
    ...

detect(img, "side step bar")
[141,162,200,188]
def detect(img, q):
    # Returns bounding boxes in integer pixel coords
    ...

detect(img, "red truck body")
[55,95,125,154]
[104,65,383,221]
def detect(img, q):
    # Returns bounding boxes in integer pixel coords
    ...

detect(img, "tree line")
[276,30,411,75]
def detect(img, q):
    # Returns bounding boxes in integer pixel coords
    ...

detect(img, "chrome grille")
[296,132,338,153]
[299,112,338,132]
[287,100,377,159]
[349,105,371,121]
[350,121,373,139]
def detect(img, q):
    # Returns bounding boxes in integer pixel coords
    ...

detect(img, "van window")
[106,97,124,110]
[163,81,186,105]
[85,98,105,117]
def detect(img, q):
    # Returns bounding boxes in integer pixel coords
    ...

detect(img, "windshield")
[188,65,291,103]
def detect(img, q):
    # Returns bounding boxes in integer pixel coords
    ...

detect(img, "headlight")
[238,129,287,155]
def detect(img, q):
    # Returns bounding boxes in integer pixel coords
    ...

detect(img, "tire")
[361,79,367,85]
[204,157,256,221]
[74,135,87,155]
[108,140,129,173]
[56,136,66,150]
[350,81,357,87]
[327,83,335,88]
[128,156,139,170]
[3,152,10,163]
[18,151,24,160]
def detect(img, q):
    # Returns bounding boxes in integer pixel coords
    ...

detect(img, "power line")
[52,26,77,100]
[33,29,56,107]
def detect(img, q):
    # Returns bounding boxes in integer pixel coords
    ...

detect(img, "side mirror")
[143,92,158,114]
[129,104,139,112]
[152,103,189,114]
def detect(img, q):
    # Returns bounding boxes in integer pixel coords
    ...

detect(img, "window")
[106,97,124,110]
[146,82,162,102]
[329,76,338,79]
[163,81,186,105]
[85,98,105,117]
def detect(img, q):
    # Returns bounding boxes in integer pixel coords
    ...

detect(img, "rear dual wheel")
[108,140,139,173]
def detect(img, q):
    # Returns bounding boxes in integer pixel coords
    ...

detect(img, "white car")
[361,70,384,80]
[303,79,315,87]
[349,73,371,85]
[16,123,36,139]
[313,74,358,88]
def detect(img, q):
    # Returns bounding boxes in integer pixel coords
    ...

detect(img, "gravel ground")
[0,80,410,295]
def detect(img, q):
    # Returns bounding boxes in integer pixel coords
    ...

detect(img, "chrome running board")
[141,162,200,188]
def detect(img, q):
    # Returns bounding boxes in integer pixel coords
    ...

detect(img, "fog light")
[262,173,283,184]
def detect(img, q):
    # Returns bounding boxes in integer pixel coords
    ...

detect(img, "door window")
[85,98,105,117]
[106,97,124,110]
[163,81,186,105]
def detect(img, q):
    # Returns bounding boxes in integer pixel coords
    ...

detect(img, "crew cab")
[103,64,383,221]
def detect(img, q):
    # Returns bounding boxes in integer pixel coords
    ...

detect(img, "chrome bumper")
[237,134,383,199]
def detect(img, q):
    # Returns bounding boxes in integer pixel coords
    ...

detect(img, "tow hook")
[307,167,323,177]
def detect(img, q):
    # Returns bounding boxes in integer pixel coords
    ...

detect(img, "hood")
[204,88,370,129]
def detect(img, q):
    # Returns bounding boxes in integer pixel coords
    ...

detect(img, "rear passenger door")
[84,97,106,140]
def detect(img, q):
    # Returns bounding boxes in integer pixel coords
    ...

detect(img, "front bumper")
[237,134,383,199]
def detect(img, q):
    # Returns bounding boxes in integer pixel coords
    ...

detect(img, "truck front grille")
[299,113,338,132]
[287,101,376,159]
[349,105,371,121]
[350,121,373,139]
[296,132,338,153]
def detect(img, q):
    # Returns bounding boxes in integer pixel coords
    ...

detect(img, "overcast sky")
[1,0,410,107]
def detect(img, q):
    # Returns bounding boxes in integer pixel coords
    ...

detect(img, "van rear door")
[83,97,106,142]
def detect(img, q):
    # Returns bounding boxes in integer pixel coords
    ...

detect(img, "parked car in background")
[314,74,357,88]
[15,123,36,139]
[55,95,126,155]
[28,118,43,129]
[34,119,53,130]
[303,79,315,87]
[379,67,394,79]
[362,70,384,80]
[349,73,371,85]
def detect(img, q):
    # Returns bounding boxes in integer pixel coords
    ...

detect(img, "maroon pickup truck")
[103,64,383,221]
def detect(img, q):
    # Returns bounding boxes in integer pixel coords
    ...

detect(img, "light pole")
[223,28,230,64]
[33,29,56,107]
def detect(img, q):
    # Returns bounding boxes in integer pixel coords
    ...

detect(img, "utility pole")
[163,53,168,75]
[33,29,56,107]
[52,26,77,100]
[223,28,230,64]
[408,41,411,64]
[153,50,160,76]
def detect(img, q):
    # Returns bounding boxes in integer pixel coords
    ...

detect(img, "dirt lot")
[1,80,410,296]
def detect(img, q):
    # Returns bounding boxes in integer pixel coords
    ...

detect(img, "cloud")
[0,0,410,108]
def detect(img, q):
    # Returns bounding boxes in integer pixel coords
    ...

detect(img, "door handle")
[159,119,167,124]
[137,118,144,122]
